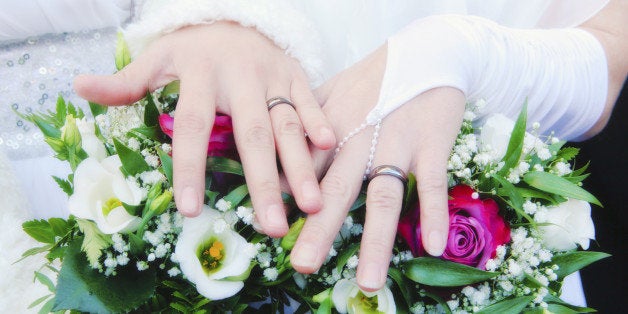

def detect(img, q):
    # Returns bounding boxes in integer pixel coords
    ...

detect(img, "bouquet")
[20,39,609,314]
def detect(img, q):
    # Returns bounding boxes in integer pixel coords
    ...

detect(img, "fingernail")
[320,126,334,140]
[358,262,385,291]
[179,187,200,216]
[301,181,321,211]
[291,243,319,271]
[264,204,288,233]
[427,230,446,256]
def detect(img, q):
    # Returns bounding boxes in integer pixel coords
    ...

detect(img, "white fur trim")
[124,0,323,86]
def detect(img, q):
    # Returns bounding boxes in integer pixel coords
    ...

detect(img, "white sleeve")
[368,15,608,141]
[124,0,324,86]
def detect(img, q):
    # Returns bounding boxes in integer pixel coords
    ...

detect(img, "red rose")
[398,185,510,269]
[158,113,236,158]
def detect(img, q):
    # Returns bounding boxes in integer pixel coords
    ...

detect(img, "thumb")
[74,49,173,106]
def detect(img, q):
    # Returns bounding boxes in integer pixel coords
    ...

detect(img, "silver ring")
[367,165,407,183]
[266,96,295,111]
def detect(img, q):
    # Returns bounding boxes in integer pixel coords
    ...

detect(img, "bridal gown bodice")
[0,0,608,311]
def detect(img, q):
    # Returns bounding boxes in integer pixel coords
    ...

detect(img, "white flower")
[75,118,107,161]
[263,267,279,281]
[331,279,396,314]
[175,206,256,300]
[538,199,595,251]
[68,156,143,234]
[479,114,515,160]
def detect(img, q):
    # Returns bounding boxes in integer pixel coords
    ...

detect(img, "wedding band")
[266,96,295,111]
[367,165,407,183]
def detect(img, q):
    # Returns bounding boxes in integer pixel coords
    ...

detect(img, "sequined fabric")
[0,28,118,159]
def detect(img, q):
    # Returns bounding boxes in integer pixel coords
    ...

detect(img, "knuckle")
[321,174,347,198]
[417,172,448,195]
[251,179,281,196]
[360,238,393,258]
[299,221,332,243]
[367,185,401,214]
[276,114,304,136]
[242,122,274,149]
[174,113,210,136]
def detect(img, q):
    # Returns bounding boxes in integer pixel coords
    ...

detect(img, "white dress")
[0,0,607,311]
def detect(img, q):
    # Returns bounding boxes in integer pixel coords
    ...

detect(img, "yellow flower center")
[347,291,383,314]
[198,239,225,273]
[102,197,122,217]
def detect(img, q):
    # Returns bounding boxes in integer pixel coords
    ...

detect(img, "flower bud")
[147,183,163,201]
[149,191,173,215]
[115,32,131,71]
[280,217,305,251]
[44,137,65,153]
[61,115,82,148]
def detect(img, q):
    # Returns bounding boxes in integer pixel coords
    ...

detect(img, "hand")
[289,45,466,291]
[74,22,335,237]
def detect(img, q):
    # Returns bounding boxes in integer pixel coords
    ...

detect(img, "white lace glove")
[124,0,323,86]
[368,14,608,140]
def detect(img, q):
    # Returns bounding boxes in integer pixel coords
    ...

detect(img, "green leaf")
[76,219,112,266]
[39,297,56,314]
[28,294,52,309]
[32,118,62,139]
[35,271,56,292]
[162,80,180,97]
[48,218,70,237]
[170,302,189,312]
[493,175,524,215]
[23,220,55,244]
[543,293,597,313]
[556,147,579,162]
[158,149,173,183]
[388,267,414,308]
[514,187,556,203]
[349,192,367,212]
[88,102,108,117]
[570,161,590,177]
[113,138,150,176]
[222,184,249,208]
[402,173,418,212]
[20,244,54,260]
[52,176,73,196]
[476,296,535,314]
[52,238,156,313]
[523,172,602,207]
[55,96,67,126]
[552,251,610,279]
[404,257,498,287]
[129,125,162,141]
[335,243,360,273]
[144,92,160,127]
[498,103,527,176]
[422,290,452,314]
[206,156,244,176]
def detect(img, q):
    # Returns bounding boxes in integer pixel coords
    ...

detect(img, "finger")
[290,76,336,149]
[74,47,174,105]
[357,151,411,291]
[267,86,322,214]
[230,84,288,238]
[411,88,466,256]
[172,72,216,217]
[290,131,370,274]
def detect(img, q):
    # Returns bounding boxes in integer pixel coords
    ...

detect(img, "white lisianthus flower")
[68,156,143,234]
[479,114,544,161]
[538,199,595,251]
[331,279,396,314]
[75,117,107,160]
[175,206,256,300]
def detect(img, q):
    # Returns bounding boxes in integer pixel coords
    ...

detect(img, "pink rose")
[158,113,236,158]
[398,185,510,269]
